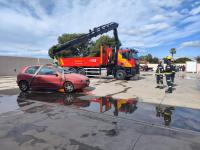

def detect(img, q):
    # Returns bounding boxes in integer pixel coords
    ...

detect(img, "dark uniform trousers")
[165,64,173,93]
[166,74,172,91]
[171,72,175,83]
[171,64,176,84]
[156,64,164,87]
[156,74,163,85]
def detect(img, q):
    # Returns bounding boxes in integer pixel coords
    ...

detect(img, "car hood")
[64,73,88,81]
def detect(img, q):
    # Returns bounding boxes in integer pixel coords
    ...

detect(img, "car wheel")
[116,70,126,80]
[63,94,74,105]
[64,81,74,93]
[77,68,86,75]
[19,81,29,92]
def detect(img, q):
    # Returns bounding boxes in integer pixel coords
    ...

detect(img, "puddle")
[15,92,200,132]
[0,92,199,132]
[0,95,20,114]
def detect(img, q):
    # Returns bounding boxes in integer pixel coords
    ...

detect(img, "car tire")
[64,81,74,93]
[63,94,74,105]
[116,70,126,80]
[19,81,29,92]
[77,68,86,75]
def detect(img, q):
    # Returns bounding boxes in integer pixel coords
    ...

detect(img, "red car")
[17,65,90,93]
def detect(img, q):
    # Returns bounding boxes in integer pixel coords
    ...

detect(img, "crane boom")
[52,22,119,55]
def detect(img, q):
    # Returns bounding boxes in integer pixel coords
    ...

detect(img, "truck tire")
[77,68,86,75]
[116,70,126,80]
[68,67,77,73]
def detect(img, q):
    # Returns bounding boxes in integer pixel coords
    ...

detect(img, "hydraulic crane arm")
[52,22,119,56]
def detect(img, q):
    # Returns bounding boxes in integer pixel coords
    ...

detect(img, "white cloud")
[122,23,170,37]
[0,0,199,58]
[179,40,200,48]
[151,14,167,22]
[149,0,183,7]
[190,5,200,15]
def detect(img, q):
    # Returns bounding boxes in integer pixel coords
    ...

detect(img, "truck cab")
[104,47,139,80]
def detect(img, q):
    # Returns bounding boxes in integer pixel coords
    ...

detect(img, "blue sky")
[0,0,200,58]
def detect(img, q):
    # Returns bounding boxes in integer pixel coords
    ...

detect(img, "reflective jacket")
[155,64,164,75]
[165,63,173,75]
[171,63,176,73]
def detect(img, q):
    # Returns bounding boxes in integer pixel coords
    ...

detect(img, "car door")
[31,66,62,90]
[23,66,40,87]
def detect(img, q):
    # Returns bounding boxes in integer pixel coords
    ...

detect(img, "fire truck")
[52,22,140,80]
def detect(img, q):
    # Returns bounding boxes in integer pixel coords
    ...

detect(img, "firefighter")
[165,56,173,93]
[155,60,164,89]
[171,59,176,85]
[53,56,58,66]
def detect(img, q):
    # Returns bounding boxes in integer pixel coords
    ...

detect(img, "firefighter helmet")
[166,56,172,60]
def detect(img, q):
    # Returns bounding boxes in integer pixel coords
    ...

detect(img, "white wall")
[0,56,51,76]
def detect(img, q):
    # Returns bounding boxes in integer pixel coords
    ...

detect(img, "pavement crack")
[129,134,143,150]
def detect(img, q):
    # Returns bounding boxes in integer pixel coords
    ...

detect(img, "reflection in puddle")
[0,95,20,114]
[156,106,175,126]
[1,92,199,132]
[86,97,138,116]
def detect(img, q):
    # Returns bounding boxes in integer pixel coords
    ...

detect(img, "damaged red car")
[17,65,90,93]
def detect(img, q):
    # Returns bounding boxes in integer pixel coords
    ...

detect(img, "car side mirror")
[53,73,59,77]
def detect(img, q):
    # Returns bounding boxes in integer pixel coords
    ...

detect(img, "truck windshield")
[132,53,139,60]
[121,51,133,60]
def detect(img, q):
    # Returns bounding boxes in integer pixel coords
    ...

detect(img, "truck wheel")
[77,68,86,75]
[19,80,29,92]
[116,70,126,80]
[64,81,74,93]
[68,67,77,73]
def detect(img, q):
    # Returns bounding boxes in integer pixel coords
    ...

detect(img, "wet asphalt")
[0,88,200,150]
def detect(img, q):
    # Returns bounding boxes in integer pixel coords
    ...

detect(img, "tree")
[195,56,200,63]
[170,48,176,57]
[175,57,191,63]
[48,33,88,59]
[139,54,159,63]
[151,57,159,63]
[48,34,120,58]
[88,35,121,56]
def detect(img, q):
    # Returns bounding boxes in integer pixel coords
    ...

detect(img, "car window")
[38,66,56,75]
[25,66,39,74]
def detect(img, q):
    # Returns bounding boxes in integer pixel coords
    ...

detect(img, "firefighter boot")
[165,88,172,93]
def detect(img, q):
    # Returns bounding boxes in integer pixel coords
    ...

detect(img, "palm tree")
[170,48,176,57]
